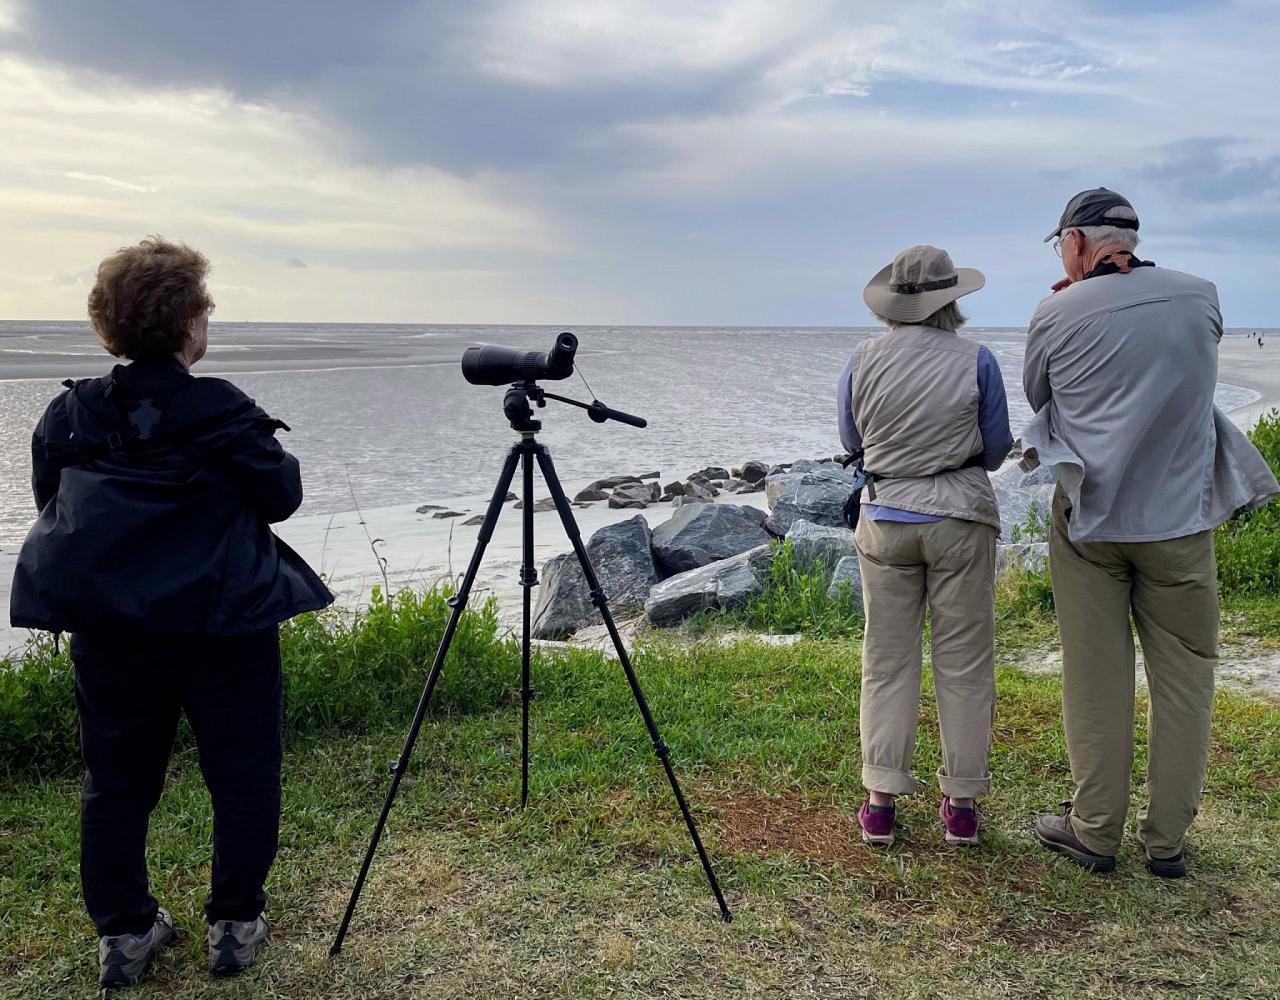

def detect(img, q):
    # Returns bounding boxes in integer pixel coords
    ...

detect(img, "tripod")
[330,382,732,955]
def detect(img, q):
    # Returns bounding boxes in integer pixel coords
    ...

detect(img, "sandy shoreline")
[1,336,1277,657]
[1216,336,1280,426]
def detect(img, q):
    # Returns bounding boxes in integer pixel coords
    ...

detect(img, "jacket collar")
[1082,251,1155,281]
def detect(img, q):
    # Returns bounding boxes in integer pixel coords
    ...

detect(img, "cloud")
[284,258,308,269]
[1,1,1279,324]
[0,55,562,320]
[1141,137,1280,203]
[64,171,159,194]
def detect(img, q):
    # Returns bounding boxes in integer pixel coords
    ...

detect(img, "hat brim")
[862,265,985,324]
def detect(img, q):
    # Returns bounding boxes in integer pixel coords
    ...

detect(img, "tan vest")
[850,325,1001,529]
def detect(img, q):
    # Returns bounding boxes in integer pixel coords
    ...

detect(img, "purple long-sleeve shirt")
[836,344,1013,522]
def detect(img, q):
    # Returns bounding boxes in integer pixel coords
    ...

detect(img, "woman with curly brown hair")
[10,237,332,987]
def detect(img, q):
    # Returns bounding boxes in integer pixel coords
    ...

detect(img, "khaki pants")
[1049,486,1218,858]
[854,516,998,798]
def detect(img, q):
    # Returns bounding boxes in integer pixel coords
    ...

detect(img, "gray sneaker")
[208,914,270,976]
[98,906,175,988]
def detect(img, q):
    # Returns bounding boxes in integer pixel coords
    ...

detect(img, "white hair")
[872,301,967,332]
[1074,224,1140,251]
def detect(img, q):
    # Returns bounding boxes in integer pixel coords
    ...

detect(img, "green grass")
[3,621,1280,997]
[2,412,1277,996]
[1215,408,1280,595]
[0,587,518,781]
[725,539,863,638]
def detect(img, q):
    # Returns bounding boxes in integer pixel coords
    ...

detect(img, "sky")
[0,0,1278,326]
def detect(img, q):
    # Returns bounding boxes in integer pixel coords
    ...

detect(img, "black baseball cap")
[1044,188,1139,242]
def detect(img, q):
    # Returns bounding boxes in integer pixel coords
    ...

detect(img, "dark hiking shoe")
[1145,848,1188,879]
[858,800,896,847]
[939,796,982,846]
[1034,805,1116,872]
[98,906,175,988]
[208,914,270,976]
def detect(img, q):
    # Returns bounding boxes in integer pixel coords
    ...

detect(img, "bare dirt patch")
[712,792,878,873]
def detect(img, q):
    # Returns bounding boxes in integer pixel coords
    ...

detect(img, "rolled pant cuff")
[862,764,917,796]
[936,769,991,799]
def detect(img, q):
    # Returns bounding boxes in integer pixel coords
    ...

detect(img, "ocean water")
[0,321,1263,546]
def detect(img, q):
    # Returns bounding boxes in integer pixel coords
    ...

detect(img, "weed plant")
[0,587,517,780]
[1216,408,1280,594]
[732,540,862,637]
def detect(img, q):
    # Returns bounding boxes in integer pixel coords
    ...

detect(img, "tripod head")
[502,382,647,434]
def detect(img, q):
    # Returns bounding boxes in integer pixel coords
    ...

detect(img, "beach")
[1,326,1277,656]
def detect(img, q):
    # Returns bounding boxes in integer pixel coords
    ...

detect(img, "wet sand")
[1217,336,1280,427]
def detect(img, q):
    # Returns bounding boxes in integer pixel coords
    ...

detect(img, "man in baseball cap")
[1043,187,1140,243]
[1021,189,1278,877]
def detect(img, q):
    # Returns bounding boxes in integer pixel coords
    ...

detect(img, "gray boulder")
[513,497,557,512]
[609,481,659,509]
[699,466,731,481]
[764,467,856,535]
[995,483,1056,532]
[785,519,856,577]
[997,542,1049,575]
[663,480,687,497]
[740,460,769,484]
[991,462,1056,491]
[1018,464,1057,487]
[671,495,711,508]
[826,556,865,611]
[738,505,769,529]
[531,516,659,639]
[684,480,718,501]
[586,474,642,491]
[651,503,772,577]
[644,544,775,627]
[575,487,610,502]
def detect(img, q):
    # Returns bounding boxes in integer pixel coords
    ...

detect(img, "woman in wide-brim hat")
[835,245,1014,849]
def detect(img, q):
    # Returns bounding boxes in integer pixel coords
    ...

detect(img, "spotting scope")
[461,332,577,386]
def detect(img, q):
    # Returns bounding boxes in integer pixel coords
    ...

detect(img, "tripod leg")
[533,444,733,922]
[519,442,536,809]
[330,445,522,957]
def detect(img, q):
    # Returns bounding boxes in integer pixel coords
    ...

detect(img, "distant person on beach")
[837,245,1013,849]
[8,237,332,986]
[1022,189,1279,878]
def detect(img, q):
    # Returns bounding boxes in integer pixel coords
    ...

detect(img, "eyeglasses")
[1052,235,1064,258]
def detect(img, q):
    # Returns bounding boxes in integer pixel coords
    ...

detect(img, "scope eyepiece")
[461,331,578,386]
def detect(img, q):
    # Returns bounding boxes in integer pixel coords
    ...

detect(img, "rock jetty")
[429,448,1057,640]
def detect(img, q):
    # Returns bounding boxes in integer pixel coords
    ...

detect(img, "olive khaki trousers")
[1049,486,1218,858]
[854,516,998,799]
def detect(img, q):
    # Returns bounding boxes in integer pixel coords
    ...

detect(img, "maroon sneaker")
[939,796,982,845]
[858,800,896,847]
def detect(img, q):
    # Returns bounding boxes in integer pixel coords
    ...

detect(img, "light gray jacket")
[1021,265,1278,542]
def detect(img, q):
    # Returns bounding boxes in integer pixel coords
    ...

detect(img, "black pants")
[72,628,283,937]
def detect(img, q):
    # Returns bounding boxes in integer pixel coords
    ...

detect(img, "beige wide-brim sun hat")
[863,244,985,325]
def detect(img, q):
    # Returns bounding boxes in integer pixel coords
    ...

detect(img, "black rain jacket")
[9,358,333,636]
